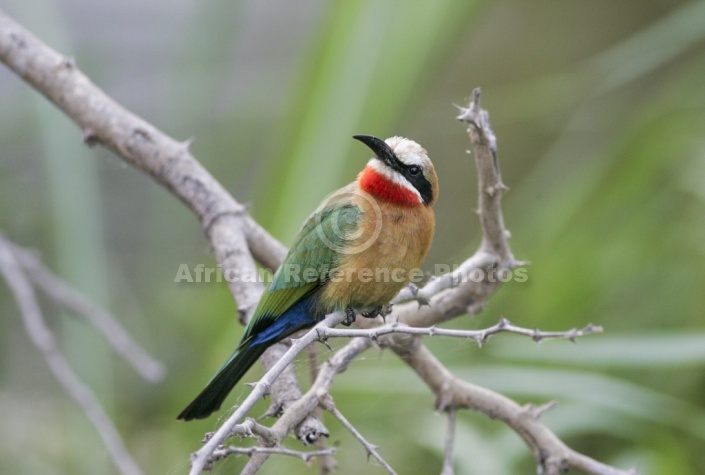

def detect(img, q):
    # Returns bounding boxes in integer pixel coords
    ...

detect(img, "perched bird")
[177,135,438,421]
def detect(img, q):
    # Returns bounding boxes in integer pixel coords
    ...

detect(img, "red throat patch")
[358,166,421,206]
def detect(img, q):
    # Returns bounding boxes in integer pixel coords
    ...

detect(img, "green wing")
[241,201,361,343]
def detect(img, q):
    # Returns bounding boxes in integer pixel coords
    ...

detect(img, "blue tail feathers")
[177,294,320,420]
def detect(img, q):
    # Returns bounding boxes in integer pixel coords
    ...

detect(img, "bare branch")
[7,240,165,381]
[0,7,321,446]
[188,312,347,475]
[320,318,603,345]
[0,235,144,475]
[440,409,457,475]
[260,341,329,444]
[456,88,511,261]
[211,445,335,463]
[388,336,637,475]
[321,397,398,475]
[240,337,373,474]
[0,8,281,323]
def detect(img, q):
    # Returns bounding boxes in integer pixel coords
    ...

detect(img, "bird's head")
[354,135,438,207]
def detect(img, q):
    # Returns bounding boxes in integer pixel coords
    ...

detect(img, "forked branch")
[0,9,635,474]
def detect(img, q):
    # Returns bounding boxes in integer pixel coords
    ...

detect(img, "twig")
[456,88,510,261]
[440,409,457,475]
[321,397,398,475]
[240,338,373,474]
[0,235,144,475]
[389,335,637,475]
[224,417,276,445]
[211,445,335,463]
[261,340,329,444]
[8,240,165,381]
[188,312,347,475]
[320,318,603,345]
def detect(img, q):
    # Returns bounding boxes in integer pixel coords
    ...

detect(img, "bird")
[177,135,438,421]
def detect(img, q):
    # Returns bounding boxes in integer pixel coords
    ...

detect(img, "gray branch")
[0,6,324,447]
[7,240,165,382]
[0,235,144,475]
[0,8,635,475]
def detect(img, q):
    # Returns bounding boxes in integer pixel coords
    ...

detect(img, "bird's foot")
[362,304,393,322]
[342,306,357,326]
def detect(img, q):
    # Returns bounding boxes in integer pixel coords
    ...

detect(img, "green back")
[239,201,361,345]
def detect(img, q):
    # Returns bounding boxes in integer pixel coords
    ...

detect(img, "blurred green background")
[1,1,704,474]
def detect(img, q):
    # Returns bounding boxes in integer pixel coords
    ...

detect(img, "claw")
[361,304,393,323]
[342,306,356,326]
[361,305,382,319]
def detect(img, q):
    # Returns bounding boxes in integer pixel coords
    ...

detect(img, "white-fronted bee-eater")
[178,135,438,420]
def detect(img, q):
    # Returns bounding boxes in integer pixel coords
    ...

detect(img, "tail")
[176,342,267,421]
[177,295,320,421]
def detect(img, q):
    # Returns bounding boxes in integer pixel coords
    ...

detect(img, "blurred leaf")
[254,0,482,241]
[488,332,705,368]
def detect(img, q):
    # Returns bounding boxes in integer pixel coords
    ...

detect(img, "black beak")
[353,135,400,171]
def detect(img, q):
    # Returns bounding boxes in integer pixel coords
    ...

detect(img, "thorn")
[260,406,280,419]
[454,103,471,122]
[182,136,196,151]
[531,401,557,419]
[497,317,510,329]
[318,338,332,352]
[416,295,431,308]
[510,259,531,268]
[532,329,543,343]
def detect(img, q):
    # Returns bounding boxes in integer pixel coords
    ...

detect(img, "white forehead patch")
[385,136,430,168]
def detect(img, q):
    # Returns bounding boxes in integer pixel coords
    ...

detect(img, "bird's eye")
[408,165,421,176]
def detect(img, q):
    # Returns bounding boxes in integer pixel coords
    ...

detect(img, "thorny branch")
[0,8,637,475]
[210,446,335,464]
[321,397,398,475]
[319,318,603,345]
